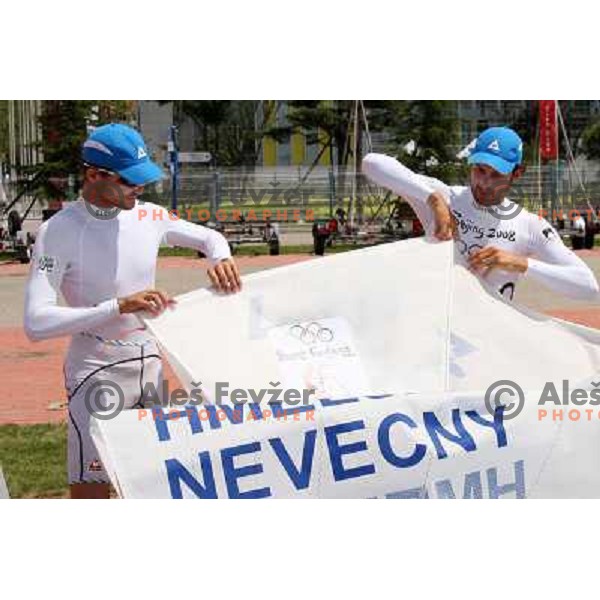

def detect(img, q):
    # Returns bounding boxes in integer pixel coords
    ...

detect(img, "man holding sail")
[362,126,599,301]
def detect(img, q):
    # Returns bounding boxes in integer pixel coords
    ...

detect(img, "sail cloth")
[90,239,600,498]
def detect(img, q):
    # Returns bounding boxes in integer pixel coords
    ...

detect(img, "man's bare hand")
[468,247,528,277]
[427,191,457,241]
[118,289,177,316]
[207,258,242,294]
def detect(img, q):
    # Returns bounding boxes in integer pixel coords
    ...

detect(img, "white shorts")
[65,333,164,484]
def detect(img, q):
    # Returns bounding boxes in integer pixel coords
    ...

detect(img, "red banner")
[539,100,558,161]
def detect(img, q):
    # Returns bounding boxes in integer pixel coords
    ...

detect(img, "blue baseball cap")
[467,126,524,175]
[82,123,163,185]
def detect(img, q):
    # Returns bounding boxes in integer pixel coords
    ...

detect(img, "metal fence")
[149,162,600,219]
[6,162,600,223]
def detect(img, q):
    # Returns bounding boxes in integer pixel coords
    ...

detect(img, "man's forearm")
[24,298,120,341]
[526,258,600,301]
[165,219,231,266]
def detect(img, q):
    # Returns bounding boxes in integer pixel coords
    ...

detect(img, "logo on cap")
[467,126,524,176]
[81,123,163,186]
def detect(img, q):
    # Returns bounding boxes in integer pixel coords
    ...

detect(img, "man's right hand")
[427,191,457,241]
[117,289,176,316]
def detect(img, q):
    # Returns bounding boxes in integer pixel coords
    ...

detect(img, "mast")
[557,102,594,216]
[349,100,359,230]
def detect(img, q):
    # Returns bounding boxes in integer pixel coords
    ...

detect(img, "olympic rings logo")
[289,322,334,345]
[456,240,484,258]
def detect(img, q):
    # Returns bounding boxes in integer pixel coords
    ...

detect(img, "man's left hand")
[207,258,242,294]
[468,247,528,277]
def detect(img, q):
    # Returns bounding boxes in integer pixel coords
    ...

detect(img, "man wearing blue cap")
[362,126,599,302]
[24,123,241,498]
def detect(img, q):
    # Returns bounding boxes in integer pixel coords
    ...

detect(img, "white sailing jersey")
[362,153,599,301]
[24,198,232,342]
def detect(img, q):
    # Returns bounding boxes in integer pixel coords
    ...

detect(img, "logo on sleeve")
[38,255,56,273]
[542,227,557,240]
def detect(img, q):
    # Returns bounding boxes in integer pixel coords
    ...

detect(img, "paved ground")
[1,248,599,425]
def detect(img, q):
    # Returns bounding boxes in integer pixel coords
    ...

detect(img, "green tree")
[161,100,262,166]
[179,100,231,159]
[265,100,391,169]
[221,101,264,166]
[386,101,466,182]
[559,100,598,156]
[268,101,352,168]
[580,119,600,159]
[263,100,393,212]
[25,100,136,200]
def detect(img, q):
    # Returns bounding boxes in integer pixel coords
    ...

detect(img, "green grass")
[178,202,334,220]
[158,246,202,257]
[0,423,68,498]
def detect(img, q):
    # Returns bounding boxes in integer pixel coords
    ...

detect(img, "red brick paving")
[158,254,314,269]
[574,249,600,258]
[0,328,68,425]
[545,308,600,330]
[0,327,184,425]
[0,254,314,278]
[0,261,30,276]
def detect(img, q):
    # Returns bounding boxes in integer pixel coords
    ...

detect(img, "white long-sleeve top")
[362,153,599,302]
[24,199,232,342]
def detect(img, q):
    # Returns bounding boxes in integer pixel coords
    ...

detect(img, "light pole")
[168,124,179,212]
